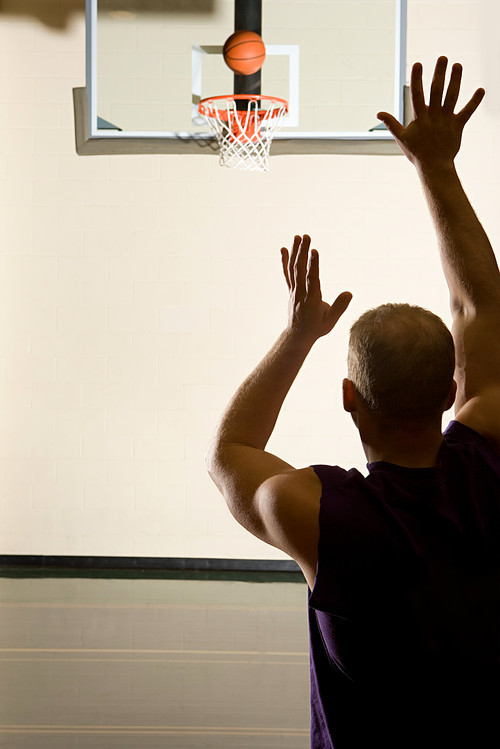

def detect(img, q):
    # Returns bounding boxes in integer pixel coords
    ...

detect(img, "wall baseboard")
[0,555,304,583]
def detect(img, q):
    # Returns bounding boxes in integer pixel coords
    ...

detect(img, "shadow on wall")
[0,0,84,28]
[0,0,215,29]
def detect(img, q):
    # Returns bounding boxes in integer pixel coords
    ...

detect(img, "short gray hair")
[348,303,455,422]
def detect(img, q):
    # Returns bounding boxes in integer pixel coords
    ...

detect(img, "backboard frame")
[76,0,408,156]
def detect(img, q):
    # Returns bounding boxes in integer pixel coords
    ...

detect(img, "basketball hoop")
[198,94,288,172]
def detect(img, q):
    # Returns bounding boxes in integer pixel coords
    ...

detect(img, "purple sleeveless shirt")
[309,421,500,749]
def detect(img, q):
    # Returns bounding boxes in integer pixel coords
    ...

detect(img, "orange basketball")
[223,30,266,76]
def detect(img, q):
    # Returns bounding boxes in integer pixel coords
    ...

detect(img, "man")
[206,58,500,748]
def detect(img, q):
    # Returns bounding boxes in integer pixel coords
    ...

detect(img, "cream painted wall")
[0,0,499,559]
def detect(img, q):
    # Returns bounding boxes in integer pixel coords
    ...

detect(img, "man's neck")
[360,421,445,468]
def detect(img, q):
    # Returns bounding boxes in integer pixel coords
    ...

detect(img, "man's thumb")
[377,112,405,141]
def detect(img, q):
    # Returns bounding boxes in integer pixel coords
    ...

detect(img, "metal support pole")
[234,0,262,105]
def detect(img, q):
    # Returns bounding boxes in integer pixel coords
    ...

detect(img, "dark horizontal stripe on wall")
[0,555,305,583]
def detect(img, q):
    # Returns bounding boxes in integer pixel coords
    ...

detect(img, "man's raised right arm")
[378,57,500,448]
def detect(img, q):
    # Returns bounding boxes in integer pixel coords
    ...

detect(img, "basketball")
[223,30,266,76]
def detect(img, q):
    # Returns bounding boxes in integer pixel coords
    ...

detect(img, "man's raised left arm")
[205,235,351,583]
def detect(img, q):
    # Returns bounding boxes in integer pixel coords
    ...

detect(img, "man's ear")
[343,378,356,413]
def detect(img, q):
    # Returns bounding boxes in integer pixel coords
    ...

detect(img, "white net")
[198,96,288,172]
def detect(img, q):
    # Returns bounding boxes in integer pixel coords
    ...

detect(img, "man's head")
[346,303,456,425]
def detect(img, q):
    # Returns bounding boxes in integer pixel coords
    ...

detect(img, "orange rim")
[198,94,288,122]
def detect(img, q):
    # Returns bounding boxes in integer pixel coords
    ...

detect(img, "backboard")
[76,0,408,156]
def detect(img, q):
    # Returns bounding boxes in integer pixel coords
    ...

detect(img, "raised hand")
[377,57,485,168]
[281,234,352,343]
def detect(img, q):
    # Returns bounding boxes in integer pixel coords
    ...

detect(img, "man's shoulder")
[257,467,323,590]
[257,467,323,523]
[444,417,500,460]
[444,418,487,440]
[311,463,366,489]
[264,465,366,499]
